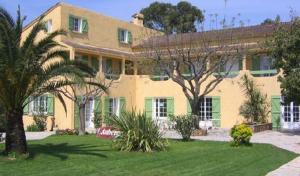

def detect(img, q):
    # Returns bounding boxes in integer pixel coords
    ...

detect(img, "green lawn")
[0,135,297,176]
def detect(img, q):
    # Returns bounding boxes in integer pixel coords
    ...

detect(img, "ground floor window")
[109,98,119,117]
[199,97,212,121]
[154,98,167,119]
[282,101,300,123]
[31,96,48,114]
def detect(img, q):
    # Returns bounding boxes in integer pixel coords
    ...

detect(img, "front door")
[281,101,300,131]
[85,98,95,129]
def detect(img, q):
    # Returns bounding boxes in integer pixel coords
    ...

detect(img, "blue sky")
[1,0,300,28]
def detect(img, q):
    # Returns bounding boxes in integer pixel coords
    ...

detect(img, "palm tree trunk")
[5,107,27,154]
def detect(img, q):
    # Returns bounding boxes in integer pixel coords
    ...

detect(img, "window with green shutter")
[167,97,174,116]
[47,94,54,116]
[82,18,88,33]
[23,98,30,115]
[69,15,74,31]
[104,97,110,117]
[212,96,221,127]
[128,31,132,44]
[119,97,126,114]
[117,28,131,44]
[69,15,88,33]
[187,100,192,115]
[271,96,281,129]
[94,97,102,120]
[239,57,243,70]
[145,98,153,118]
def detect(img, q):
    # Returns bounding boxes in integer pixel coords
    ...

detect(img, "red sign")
[96,127,120,139]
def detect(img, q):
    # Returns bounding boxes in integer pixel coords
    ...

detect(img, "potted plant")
[239,74,272,132]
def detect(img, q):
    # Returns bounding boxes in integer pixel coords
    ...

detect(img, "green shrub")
[230,124,253,146]
[93,114,102,128]
[108,111,168,152]
[239,74,270,123]
[55,129,79,135]
[27,124,40,132]
[170,115,194,141]
[33,114,47,131]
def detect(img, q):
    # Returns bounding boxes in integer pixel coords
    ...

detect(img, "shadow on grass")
[28,143,108,160]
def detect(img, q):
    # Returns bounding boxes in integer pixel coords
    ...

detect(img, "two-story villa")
[21,2,300,132]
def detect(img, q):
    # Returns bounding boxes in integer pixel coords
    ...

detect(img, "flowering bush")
[230,124,253,146]
[170,115,194,141]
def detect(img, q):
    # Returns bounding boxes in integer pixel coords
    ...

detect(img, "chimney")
[131,13,144,27]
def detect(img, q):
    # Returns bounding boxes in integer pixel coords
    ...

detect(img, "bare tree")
[136,23,250,129]
[59,75,112,135]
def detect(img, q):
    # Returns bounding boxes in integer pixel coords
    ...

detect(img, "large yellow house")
[22,2,300,132]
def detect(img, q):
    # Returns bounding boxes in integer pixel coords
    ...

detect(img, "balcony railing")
[150,75,169,81]
[250,69,277,77]
[213,71,240,77]
[104,73,120,80]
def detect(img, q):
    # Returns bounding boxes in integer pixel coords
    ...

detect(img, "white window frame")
[120,29,129,43]
[260,56,275,76]
[198,97,212,121]
[109,98,120,117]
[282,101,300,123]
[46,19,52,33]
[30,96,48,115]
[85,97,95,128]
[153,98,168,120]
[73,17,83,33]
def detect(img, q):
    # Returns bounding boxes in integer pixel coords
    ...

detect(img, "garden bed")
[248,123,272,133]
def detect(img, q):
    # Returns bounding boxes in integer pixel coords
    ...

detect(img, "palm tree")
[0,6,101,154]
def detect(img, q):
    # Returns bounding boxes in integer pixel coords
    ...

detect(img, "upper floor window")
[44,19,52,33]
[118,28,132,44]
[251,55,277,77]
[69,15,88,33]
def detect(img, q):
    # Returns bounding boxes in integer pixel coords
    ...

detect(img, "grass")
[0,135,298,176]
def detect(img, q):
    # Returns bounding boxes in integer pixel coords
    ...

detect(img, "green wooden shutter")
[212,96,221,127]
[69,15,74,31]
[23,97,30,115]
[128,31,132,44]
[82,18,88,33]
[167,97,174,116]
[74,96,81,129]
[271,96,281,130]
[94,97,102,120]
[104,97,110,117]
[145,98,153,118]
[91,57,99,72]
[239,58,243,70]
[119,97,126,114]
[187,100,192,115]
[44,21,48,32]
[252,55,261,71]
[117,28,122,42]
[47,94,54,116]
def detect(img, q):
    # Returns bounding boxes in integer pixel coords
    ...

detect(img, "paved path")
[164,129,300,176]
[1,131,55,143]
